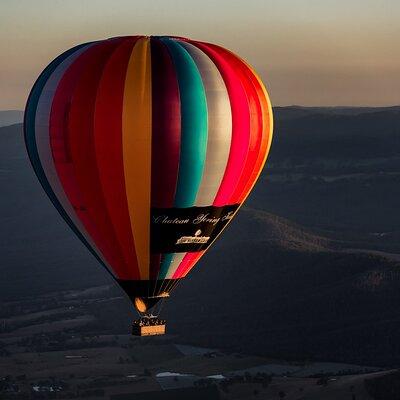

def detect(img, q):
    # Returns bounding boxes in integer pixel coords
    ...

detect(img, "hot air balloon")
[24,35,273,336]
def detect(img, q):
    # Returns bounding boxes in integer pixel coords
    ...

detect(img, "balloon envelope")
[24,36,273,312]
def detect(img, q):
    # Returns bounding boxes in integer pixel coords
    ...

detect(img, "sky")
[1,0,400,109]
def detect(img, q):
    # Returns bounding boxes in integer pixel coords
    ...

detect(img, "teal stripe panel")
[158,253,174,281]
[160,38,208,207]
[158,38,208,279]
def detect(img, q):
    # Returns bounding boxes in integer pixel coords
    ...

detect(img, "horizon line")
[2,104,400,113]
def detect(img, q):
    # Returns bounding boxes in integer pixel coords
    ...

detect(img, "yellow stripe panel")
[122,37,152,280]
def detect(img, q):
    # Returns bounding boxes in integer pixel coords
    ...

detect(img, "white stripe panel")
[34,45,115,276]
[180,42,232,206]
[165,253,186,279]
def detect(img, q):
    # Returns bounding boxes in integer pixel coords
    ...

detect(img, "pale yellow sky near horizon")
[1,0,399,109]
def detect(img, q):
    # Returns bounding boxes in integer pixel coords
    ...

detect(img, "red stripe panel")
[149,38,182,279]
[68,38,131,279]
[172,251,203,279]
[50,39,128,278]
[94,37,141,280]
[207,44,263,204]
[190,40,251,207]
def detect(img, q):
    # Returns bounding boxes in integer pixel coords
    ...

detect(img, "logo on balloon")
[176,229,211,245]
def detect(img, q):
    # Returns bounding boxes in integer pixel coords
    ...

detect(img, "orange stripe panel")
[122,37,152,280]
[237,63,273,202]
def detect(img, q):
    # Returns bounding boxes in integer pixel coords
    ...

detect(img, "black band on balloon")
[150,204,239,253]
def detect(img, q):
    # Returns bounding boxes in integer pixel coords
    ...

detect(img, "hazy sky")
[1,0,399,109]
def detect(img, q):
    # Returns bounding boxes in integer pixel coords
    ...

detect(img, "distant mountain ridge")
[223,208,332,251]
[0,110,24,127]
[273,105,400,120]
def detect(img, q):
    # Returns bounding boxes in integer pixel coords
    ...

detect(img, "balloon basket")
[132,316,166,336]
